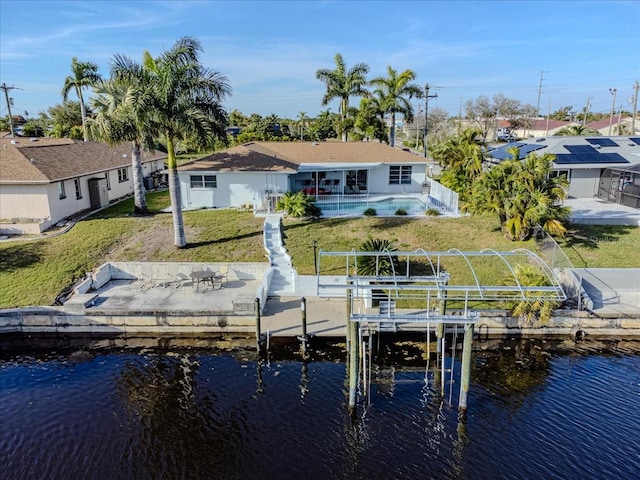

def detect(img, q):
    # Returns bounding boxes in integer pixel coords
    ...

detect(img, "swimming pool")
[316,196,429,217]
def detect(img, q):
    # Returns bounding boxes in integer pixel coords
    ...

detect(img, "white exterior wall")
[179,171,289,209]
[567,168,601,198]
[367,163,427,193]
[0,162,160,234]
[0,184,52,234]
[106,166,135,200]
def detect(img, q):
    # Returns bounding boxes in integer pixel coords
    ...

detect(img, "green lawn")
[1,191,638,309]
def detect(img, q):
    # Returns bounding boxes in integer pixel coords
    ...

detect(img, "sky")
[1,0,639,121]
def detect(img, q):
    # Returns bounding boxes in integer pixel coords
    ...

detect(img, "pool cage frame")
[315,248,567,327]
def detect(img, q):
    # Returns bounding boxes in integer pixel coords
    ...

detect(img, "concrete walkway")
[565,198,640,226]
[263,215,296,295]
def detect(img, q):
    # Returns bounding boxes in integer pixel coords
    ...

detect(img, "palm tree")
[112,36,231,247]
[88,78,150,214]
[465,150,569,240]
[369,67,422,147]
[61,57,101,142]
[316,53,369,142]
[430,128,484,199]
[297,111,308,141]
[554,124,600,136]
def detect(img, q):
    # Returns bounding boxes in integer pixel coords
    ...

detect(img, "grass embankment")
[1,190,638,309]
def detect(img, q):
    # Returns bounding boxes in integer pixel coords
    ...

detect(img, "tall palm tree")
[112,36,231,247]
[297,111,308,141]
[88,78,151,214]
[316,53,369,142]
[369,67,422,147]
[62,57,101,142]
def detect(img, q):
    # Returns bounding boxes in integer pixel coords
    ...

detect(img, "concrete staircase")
[264,215,296,295]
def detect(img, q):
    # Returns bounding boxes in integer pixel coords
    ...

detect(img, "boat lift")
[314,248,567,413]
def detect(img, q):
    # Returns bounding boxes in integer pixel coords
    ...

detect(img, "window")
[58,181,66,199]
[104,172,111,190]
[74,178,82,200]
[549,170,571,182]
[118,168,128,183]
[190,175,217,188]
[389,165,412,185]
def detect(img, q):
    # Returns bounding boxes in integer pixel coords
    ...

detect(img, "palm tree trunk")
[166,136,187,248]
[131,141,148,215]
[389,112,396,147]
[78,86,88,142]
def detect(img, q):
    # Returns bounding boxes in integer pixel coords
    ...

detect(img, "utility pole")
[583,97,592,126]
[423,84,439,158]
[632,80,639,135]
[1,83,18,137]
[536,70,547,116]
[608,88,617,136]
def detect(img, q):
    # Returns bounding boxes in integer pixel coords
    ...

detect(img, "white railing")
[423,177,459,215]
[314,194,428,217]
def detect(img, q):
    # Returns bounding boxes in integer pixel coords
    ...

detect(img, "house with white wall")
[177,141,429,211]
[0,134,166,234]
[486,136,640,205]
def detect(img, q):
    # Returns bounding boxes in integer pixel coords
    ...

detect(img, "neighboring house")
[0,134,167,234]
[486,136,640,206]
[177,141,429,211]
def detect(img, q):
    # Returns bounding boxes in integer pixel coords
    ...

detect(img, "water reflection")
[1,335,640,480]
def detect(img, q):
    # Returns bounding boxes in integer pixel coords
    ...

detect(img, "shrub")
[395,208,408,216]
[363,208,377,216]
[426,207,440,216]
[276,191,320,218]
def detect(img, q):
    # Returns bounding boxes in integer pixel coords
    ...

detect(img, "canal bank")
[1,272,639,340]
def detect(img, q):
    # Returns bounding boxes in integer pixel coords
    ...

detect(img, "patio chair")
[217,265,229,286]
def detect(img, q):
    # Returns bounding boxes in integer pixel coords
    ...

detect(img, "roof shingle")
[0,136,167,183]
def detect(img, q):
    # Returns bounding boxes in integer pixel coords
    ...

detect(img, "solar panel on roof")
[586,138,618,147]
[554,153,628,164]
[518,144,546,156]
[630,138,640,146]
[564,145,597,154]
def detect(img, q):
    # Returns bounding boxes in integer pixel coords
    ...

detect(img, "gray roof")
[487,136,640,169]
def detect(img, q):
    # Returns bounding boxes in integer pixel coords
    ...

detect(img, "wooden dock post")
[346,286,359,411]
[458,322,474,413]
[255,297,262,352]
[299,297,308,357]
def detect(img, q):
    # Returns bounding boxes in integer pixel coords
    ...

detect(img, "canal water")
[1,335,639,480]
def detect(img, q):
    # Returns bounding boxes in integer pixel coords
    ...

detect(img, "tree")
[276,191,319,218]
[61,57,101,142]
[44,101,84,138]
[357,238,399,276]
[430,128,484,200]
[465,149,570,240]
[88,78,151,214]
[354,97,385,141]
[369,67,421,147]
[307,110,338,141]
[112,36,231,247]
[316,53,369,142]
[549,106,574,121]
[464,93,537,142]
[554,124,601,136]
[506,264,561,324]
[296,111,309,141]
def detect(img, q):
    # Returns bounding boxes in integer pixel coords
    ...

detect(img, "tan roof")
[178,141,427,173]
[0,136,167,183]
